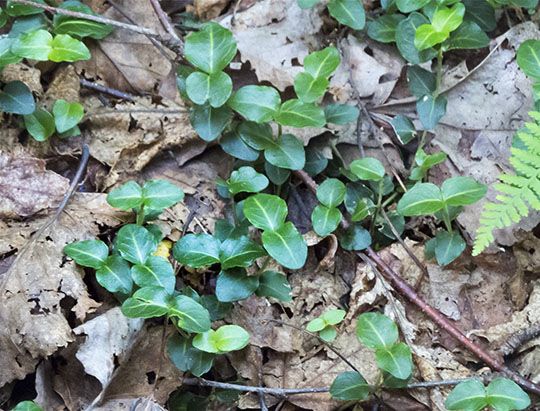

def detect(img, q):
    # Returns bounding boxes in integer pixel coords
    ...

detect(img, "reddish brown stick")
[292,169,540,396]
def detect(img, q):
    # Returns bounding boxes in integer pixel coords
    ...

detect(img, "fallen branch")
[292,169,540,396]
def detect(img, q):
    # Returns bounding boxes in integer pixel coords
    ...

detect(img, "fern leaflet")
[473,111,540,255]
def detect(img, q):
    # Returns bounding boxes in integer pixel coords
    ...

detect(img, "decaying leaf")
[0,153,69,219]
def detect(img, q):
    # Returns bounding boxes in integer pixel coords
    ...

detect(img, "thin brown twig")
[149,0,184,54]
[9,0,159,36]
[182,378,330,395]
[80,79,137,100]
[292,169,540,396]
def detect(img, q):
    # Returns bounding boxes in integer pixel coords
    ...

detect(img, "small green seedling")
[330,313,414,401]
[306,309,346,342]
[445,377,530,411]
[11,402,42,411]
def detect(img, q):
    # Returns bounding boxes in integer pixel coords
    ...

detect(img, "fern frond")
[473,111,540,256]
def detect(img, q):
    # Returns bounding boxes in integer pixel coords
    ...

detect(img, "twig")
[8,0,159,36]
[182,378,330,395]
[267,319,361,374]
[380,208,429,290]
[292,169,540,396]
[80,79,137,100]
[149,0,184,54]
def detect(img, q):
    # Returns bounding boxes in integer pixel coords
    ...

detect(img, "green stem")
[278,123,282,137]
[418,129,428,151]
[381,192,398,209]
[329,140,347,167]
[257,256,271,274]
[231,197,238,226]
[441,205,453,233]
[136,204,145,225]
[369,179,384,235]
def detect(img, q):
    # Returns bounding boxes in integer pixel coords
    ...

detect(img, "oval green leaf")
[167,294,211,333]
[328,0,366,30]
[350,158,385,181]
[121,286,169,318]
[312,205,342,236]
[173,233,221,267]
[64,239,108,269]
[356,312,398,349]
[441,176,487,206]
[53,99,84,133]
[276,99,326,128]
[131,255,176,294]
[96,255,133,295]
[330,371,370,401]
[116,224,157,264]
[142,179,184,209]
[445,379,488,411]
[375,342,414,380]
[261,222,307,269]
[106,181,143,210]
[243,193,287,231]
[216,268,260,302]
[228,85,281,123]
[397,182,444,216]
[255,271,292,302]
[190,103,232,141]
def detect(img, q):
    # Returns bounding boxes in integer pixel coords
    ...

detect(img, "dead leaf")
[194,0,229,20]
[0,153,69,219]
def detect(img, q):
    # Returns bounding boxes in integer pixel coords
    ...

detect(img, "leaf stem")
[136,204,145,226]
[369,179,384,236]
[435,48,443,96]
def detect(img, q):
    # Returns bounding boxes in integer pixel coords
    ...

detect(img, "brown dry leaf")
[194,0,229,19]
[71,96,196,188]
[0,63,43,96]
[92,399,166,411]
[73,308,144,395]
[0,193,129,386]
[0,153,69,219]
[220,0,324,91]
[76,0,174,95]
[42,65,81,111]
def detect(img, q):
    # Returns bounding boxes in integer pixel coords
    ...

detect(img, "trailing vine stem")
[292,169,540,396]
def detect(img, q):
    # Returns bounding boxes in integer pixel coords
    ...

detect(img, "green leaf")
[167,334,214,377]
[49,34,91,62]
[319,325,337,342]
[317,178,346,208]
[304,147,328,176]
[367,14,406,43]
[322,309,346,325]
[24,108,55,141]
[312,205,342,236]
[264,133,306,170]
[186,71,232,108]
[298,0,320,8]
[95,255,133,295]
[328,0,366,30]
[255,271,292,302]
[397,183,444,215]
[303,46,340,79]
[516,40,540,80]
[330,371,370,401]
[432,229,465,266]
[324,103,359,125]
[238,121,274,151]
[432,3,465,33]
[276,99,326,128]
[64,239,108,269]
[390,115,416,144]
[345,182,374,214]
[0,38,22,67]
[486,378,531,411]
[350,158,385,181]
[167,295,211,333]
[396,13,437,64]
[407,65,436,98]
[57,125,80,138]
[350,198,374,222]
[396,0,430,12]
[220,128,260,161]
[142,179,184,209]
[116,224,157,264]
[340,224,372,251]
[444,21,489,51]
[193,325,250,354]
[190,103,232,141]
[243,193,287,231]
[356,312,398,349]
[294,72,329,103]
[201,294,233,321]
[185,22,236,74]
[228,85,281,123]
[463,0,496,32]
[9,15,48,37]
[414,24,449,51]
[131,255,176,294]
[441,176,487,206]
[11,29,52,60]
[415,148,447,168]
[12,401,43,411]
[216,268,259,302]
[227,166,268,194]
[306,317,326,332]
[53,99,84,133]
[6,0,46,16]
[53,2,114,39]
[445,379,488,411]
[173,233,221,267]
[265,162,291,185]
[417,94,447,129]
[382,371,411,388]
[261,222,307,269]
[219,235,266,269]
[375,342,414,380]
[121,286,169,318]
[106,181,143,210]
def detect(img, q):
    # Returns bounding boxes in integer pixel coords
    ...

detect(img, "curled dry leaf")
[0,153,69,219]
